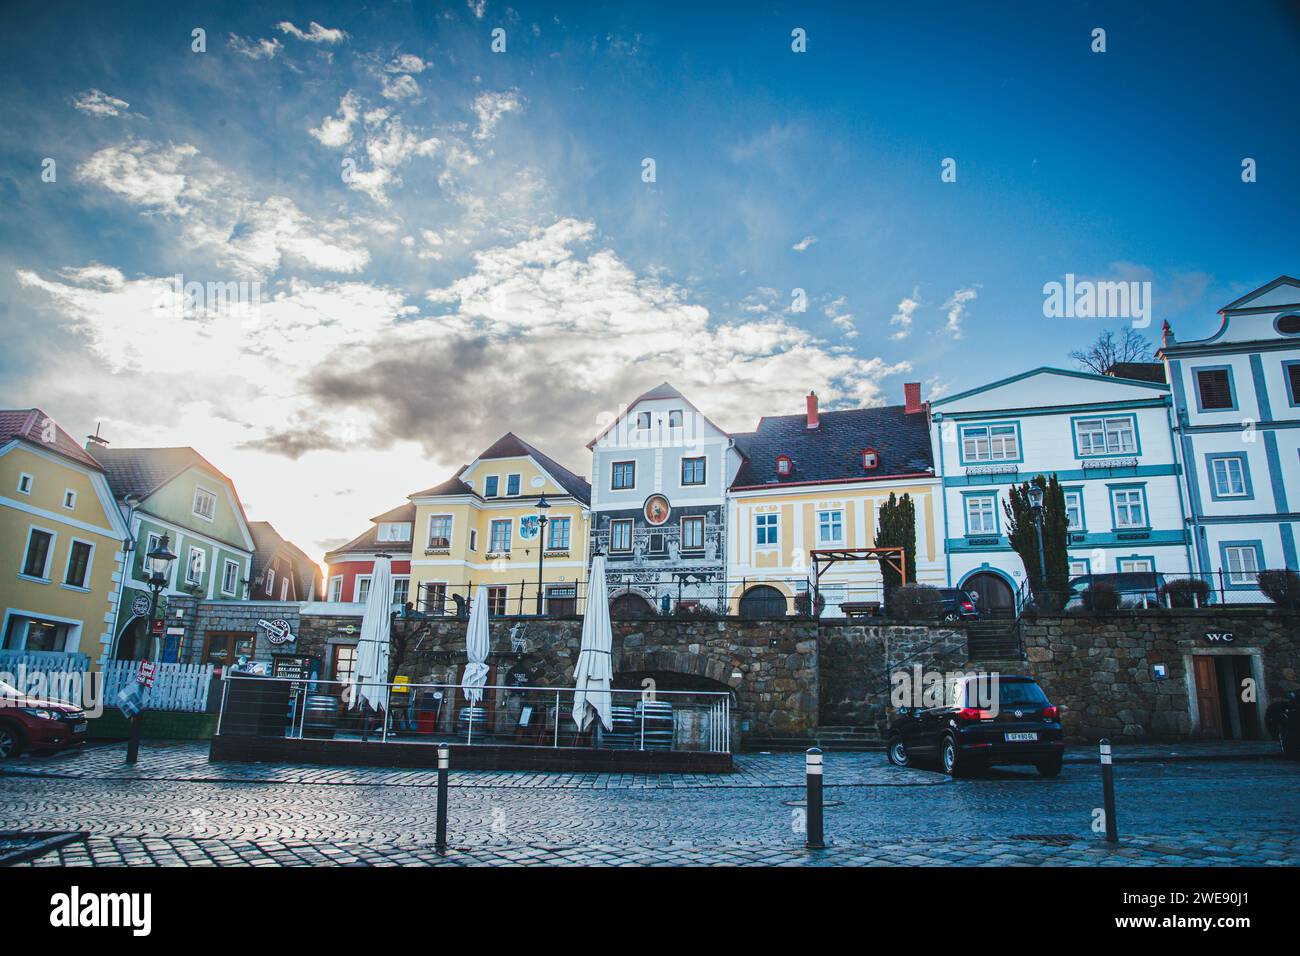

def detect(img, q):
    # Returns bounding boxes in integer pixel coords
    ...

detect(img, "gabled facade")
[408,434,591,615]
[1160,275,1300,587]
[0,409,130,662]
[249,521,319,602]
[323,502,415,606]
[87,444,256,662]
[929,367,1191,611]
[727,385,944,616]
[587,384,741,615]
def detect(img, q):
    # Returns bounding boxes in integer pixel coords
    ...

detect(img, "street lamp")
[127,532,176,764]
[534,495,551,615]
[1026,483,1047,600]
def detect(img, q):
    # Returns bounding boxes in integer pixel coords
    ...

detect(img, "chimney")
[85,423,109,452]
[805,390,819,429]
[904,382,922,415]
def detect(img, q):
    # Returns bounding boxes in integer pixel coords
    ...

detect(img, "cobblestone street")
[2,742,1297,866]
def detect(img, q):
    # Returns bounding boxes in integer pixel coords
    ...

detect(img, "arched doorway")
[609,591,657,619]
[114,616,151,661]
[610,670,734,751]
[738,585,788,619]
[962,571,1015,619]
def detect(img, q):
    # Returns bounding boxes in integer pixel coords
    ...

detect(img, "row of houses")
[323,276,1300,621]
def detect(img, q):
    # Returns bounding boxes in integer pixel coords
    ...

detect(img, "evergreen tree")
[1003,475,1071,611]
[874,492,917,591]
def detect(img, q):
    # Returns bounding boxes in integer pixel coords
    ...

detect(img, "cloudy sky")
[1,1,1296,559]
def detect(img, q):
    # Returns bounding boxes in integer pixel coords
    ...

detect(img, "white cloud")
[71,89,130,118]
[76,141,202,214]
[277,21,348,44]
[310,92,360,148]
[792,235,817,252]
[386,54,429,74]
[228,34,283,59]
[472,90,523,141]
[889,288,921,340]
[468,0,487,19]
[381,73,420,101]
[823,295,856,338]
[195,196,371,277]
[943,286,978,339]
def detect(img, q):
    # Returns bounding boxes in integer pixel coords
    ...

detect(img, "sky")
[1,0,1297,560]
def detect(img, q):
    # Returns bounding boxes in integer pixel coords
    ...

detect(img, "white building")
[1159,275,1300,591]
[929,367,1192,612]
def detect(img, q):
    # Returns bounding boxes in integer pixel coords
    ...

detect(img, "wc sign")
[1204,631,1236,644]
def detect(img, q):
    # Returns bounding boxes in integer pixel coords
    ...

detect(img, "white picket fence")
[101,662,215,713]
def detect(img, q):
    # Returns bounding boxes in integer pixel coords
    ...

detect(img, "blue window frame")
[1062,486,1086,531]
[1205,453,1254,500]
[1218,539,1264,588]
[958,421,1023,465]
[1115,555,1156,573]
[1191,364,1238,412]
[755,512,779,546]
[1071,413,1140,458]
[547,516,571,550]
[483,475,500,498]
[962,492,999,535]
[611,460,635,490]
[1282,360,1300,407]
[506,473,521,496]
[1107,483,1150,530]
[1067,555,1091,578]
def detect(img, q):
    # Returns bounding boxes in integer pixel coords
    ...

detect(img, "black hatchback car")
[886,674,1065,777]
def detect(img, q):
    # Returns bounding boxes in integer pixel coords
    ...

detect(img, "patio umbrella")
[572,555,613,732]
[350,555,393,714]
[460,584,491,705]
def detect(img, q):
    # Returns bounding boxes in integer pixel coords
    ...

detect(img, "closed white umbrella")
[461,584,490,705]
[350,555,393,715]
[572,555,613,732]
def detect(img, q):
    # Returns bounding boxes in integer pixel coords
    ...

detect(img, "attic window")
[861,448,880,471]
[1277,314,1300,336]
[775,455,793,477]
[636,412,651,429]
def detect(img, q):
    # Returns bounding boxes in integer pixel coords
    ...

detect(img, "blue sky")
[1,1,1296,554]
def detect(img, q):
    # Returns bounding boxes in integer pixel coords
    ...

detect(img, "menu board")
[272,654,321,693]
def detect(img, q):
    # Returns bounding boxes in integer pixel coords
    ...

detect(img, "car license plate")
[1005,732,1038,742]
[72,722,87,733]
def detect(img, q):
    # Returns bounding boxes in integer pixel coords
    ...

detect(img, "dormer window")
[861,447,879,471]
[775,455,793,477]
[378,522,411,542]
[636,412,651,429]
[668,409,683,428]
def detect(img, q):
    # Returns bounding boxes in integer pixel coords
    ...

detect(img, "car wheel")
[0,723,22,760]
[1281,724,1300,759]
[887,735,910,767]
[1036,755,1063,777]
[941,735,973,778]
[942,612,960,623]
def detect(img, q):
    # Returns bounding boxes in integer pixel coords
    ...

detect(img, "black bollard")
[436,743,450,854]
[125,711,141,764]
[1099,738,1118,844]
[805,747,824,849]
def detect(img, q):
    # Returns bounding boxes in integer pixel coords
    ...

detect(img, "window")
[1223,545,1261,585]
[64,540,93,588]
[186,547,205,585]
[355,575,372,604]
[960,423,1020,462]
[16,473,32,495]
[331,644,358,683]
[681,516,704,552]
[668,409,683,428]
[506,474,521,496]
[612,461,635,490]
[484,475,500,498]
[1074,416,1137,456]
[1068,559,1090,578]
[487,586,508,616]
[648,533,665,553]
[1063,490,1084,530]
[1285,362,1300,406]
[327,575,343,602]
[817,510,844,544]
[192,486,217,521]
[1117,558,1154,573]
[265,567,275,595]
[547,516,571,550]
[469,529,478,552]
[636,412,651,429]
[1277,314,1300,335]
[281,578,290,601]
[609,519,633,552]
[141,532,162,581]
[423,583,447,614]
[861,448,879,470]
[21,529,53,579]
[1194,367,1235,411]
[681,457,706,485]
[964,495,998,534]
[62,490,76,510]
[755,512,779,546]
[428,515,453,549]
[489,518,512,553]
[776,455,792,477]
[222,559,239,596]
[1209,455,1250,499]
[378,522,411,542]
[1111,487,1147,529]
[391,576,410,607]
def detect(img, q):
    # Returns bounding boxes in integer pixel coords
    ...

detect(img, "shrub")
[672,601,723,620]
[1081,582,1120,612]
[1258,569,1300,610]
[1159,577,1210,609]
[888,584,943,622]
[793,590,826,617]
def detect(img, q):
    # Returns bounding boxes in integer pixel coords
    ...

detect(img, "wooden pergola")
[809,547,907,619]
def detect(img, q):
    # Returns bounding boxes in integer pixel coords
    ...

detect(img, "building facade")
[588,384,741,616]
[929,367,1192,612]
[0,409,130,661]
[727,386,944,617]
[323,503,415,607]
[1160,275,1300,590]
[249,521,319,602]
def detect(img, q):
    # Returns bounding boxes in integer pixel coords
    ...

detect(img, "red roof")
[0,408,103,470]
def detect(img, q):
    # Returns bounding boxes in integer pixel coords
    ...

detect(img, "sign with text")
[258,618,295,645]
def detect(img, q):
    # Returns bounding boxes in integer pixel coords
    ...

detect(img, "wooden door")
[1193,656,1224,738]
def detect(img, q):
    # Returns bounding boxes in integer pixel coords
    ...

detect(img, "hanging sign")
[258,618,295,645]
[131,595,152,617]
[136,661,156,687]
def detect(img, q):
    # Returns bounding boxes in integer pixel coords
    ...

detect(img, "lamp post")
[1027,483,1047,599]
[534,495,551,615]
[126,531,177,764]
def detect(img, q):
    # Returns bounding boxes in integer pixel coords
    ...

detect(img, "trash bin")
[415,691,443,736]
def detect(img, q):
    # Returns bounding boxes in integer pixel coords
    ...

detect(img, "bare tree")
[1069,327,1153,375]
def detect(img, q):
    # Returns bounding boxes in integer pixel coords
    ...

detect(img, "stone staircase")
[811,725,885,751]
[965,619,1025,663]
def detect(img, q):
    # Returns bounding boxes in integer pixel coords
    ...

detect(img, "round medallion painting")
[643,494,671,526]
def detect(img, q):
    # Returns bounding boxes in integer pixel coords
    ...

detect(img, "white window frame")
[1063,490,1084,530]
[355,574,373,604]
[755,512,779,547]
[1076,416,1137,457]
[185,546,206,586]
[1117,558,1154,574]
[427,514,454,549]
[264,567,275,595]
[636,411,651,430]
[62,537,95,590]
[192,486,218,522]
[327,575,344,602]
[965,495,998,535]
[391,575,411,607]
[1211,456,1248,498]
[960,423,1020,462]
[468,529,478,552]
[378,522,412,542]
[1111,488,1147,529]
[1068,559,1090,578]
[221,559,239,596]
[489,518,512,554]
[816,509,844,545]
[483,475,501,498]
[506,473,522,497]
[20,525,56,581]
[62,489,77,510]
[1223,546,1259,585]
[16,472,33,495]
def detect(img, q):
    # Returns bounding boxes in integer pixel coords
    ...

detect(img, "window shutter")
[1196,369,1232,409]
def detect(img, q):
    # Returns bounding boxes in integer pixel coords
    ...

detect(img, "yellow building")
[407,434,591,615]
[725,389,944,616]
[1,409,130,660]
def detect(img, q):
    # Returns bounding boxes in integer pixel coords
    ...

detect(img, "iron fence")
[1020,569,1298,614]
[215,674,733,753]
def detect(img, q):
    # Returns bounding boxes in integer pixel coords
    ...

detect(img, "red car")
[0,679,89,759]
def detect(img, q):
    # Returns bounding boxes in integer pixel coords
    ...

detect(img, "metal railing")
[214,674,733,753]
[1020,569,1298,614]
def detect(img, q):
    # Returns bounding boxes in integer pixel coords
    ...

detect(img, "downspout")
[934,414,954,587]
[105,495,140,662]
[1167,400,1197,575]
